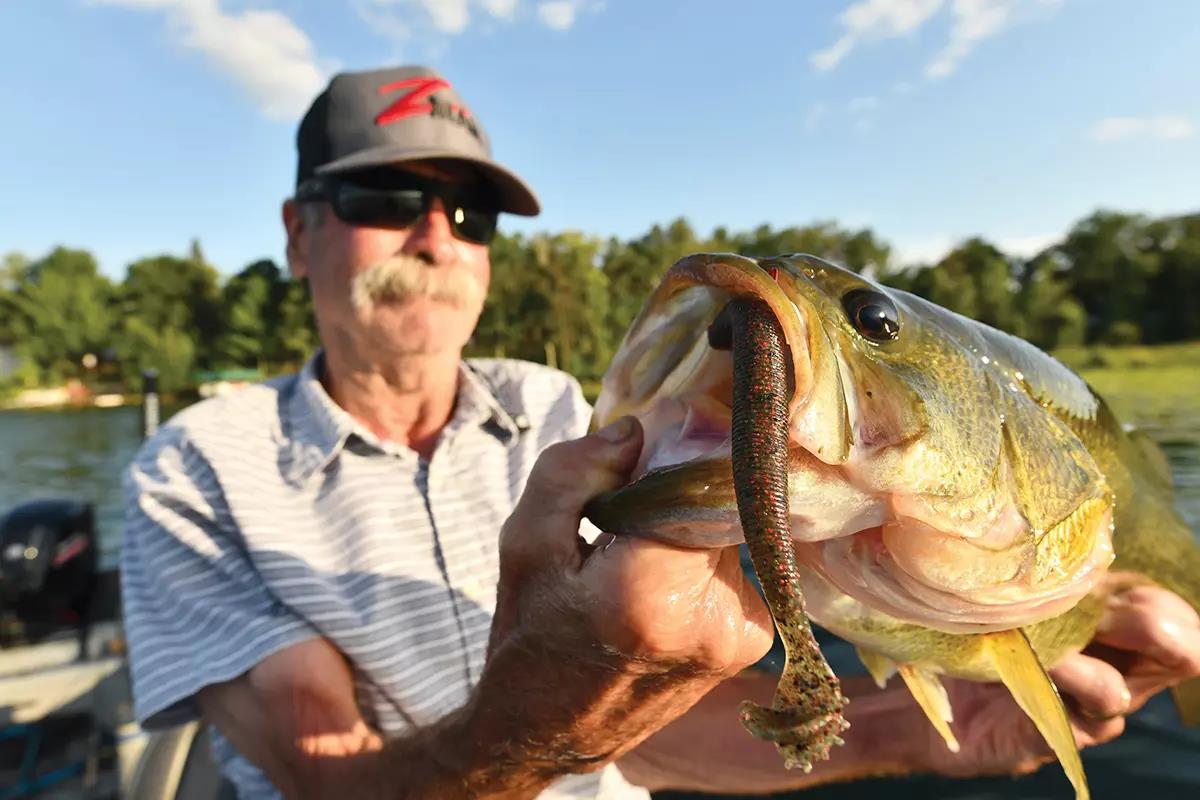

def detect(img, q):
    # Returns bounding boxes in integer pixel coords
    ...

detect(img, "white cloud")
[353,0,469,35]
[420,0,471,32]
[1090,115,1194,142]
[352,0,594,38]
[93,0,327,121]
[481,0,519,20]
[811,0,944,71]
[926,0,1012,78]
[812,0,1061,78]
[537,0,580,30]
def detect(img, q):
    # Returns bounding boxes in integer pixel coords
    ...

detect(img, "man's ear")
[283,199,309,279]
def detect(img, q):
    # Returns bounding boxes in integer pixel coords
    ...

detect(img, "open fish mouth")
[586,253,1114,635]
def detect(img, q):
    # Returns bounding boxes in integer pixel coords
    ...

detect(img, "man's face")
[284,160,493,361]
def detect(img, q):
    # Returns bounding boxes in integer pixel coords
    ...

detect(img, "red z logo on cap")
[376,77,451,126]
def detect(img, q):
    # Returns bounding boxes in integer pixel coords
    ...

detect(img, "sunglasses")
[296,172,500,245]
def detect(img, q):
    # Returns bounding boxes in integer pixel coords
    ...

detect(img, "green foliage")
[215,259,284,368]
[600,218,702,359]
[115,317,196,394]
[5,207,1198,397]
[0,247,115,384]
[272,279,318,368]
[886,237,1020,333]
[473,230,610,378]
[1,252,30,293]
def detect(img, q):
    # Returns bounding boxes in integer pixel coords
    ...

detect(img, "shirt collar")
[281,352,523,486]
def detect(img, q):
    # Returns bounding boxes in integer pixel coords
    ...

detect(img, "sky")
[2,0,1198,279]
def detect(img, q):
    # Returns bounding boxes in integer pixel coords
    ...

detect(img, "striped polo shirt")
[121,354,649,799]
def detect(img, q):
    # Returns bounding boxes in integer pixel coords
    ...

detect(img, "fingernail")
[597,416,635,443]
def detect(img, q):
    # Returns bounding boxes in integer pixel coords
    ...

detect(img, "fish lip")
[666,254,811,417]
[610,253,811,483]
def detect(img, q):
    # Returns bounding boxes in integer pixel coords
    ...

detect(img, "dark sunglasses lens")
[333,185,425,229]
[451,206,498,244]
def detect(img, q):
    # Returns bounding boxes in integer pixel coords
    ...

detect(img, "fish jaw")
[588,253,858,546]
[593,254,855,473]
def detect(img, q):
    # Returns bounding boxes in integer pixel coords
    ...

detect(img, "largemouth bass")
[585,253,1200,799]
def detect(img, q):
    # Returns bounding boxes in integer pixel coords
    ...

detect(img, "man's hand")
[468,415,775,786]
[926,579,1200,777]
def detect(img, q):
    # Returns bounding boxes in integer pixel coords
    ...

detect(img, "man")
[122,65,1200,799]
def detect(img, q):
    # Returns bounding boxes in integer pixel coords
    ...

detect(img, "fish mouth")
[588,253,853,546]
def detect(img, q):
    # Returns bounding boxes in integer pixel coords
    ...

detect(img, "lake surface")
[0,405,168,570]
[0,385,1197,570]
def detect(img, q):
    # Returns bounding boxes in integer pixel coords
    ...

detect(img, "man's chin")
[361,298,480,353]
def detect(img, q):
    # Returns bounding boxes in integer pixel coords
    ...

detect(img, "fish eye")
[842,289,900,343]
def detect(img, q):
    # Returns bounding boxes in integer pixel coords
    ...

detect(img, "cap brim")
[315,145,540,216]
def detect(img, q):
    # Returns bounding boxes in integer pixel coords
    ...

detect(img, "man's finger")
[500,416,643,574]
[1049,652,1131,721]
[1070,712,1126,748]
[1093,587,1200,674]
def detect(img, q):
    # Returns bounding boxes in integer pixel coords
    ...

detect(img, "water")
[0,405,178,570]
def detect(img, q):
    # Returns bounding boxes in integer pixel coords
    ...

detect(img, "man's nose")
[401,196,456,265]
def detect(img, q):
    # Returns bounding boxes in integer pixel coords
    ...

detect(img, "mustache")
[350,254,484,312]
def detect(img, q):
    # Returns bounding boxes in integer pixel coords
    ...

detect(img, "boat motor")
[0,499,98,646]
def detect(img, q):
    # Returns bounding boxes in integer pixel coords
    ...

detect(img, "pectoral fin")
[1172,676,1200,727]
[855,647,897,689]
[897,664,960,753]
[984,628,1088,800]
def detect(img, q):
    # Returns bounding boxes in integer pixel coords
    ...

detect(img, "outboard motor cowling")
[0,499,98,646]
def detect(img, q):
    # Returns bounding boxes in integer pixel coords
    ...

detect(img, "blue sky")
[2,0,1197,279]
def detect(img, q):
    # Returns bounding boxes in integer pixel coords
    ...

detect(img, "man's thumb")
[527,415,642,521]
[502,416,643,568]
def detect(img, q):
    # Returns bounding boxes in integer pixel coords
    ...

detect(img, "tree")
[1,251,29,293]
[272,278,318,368]
[114,248,222,390]
[892,237,1021,335]
[601,218,702,354]
[474,231,610,378]
[215,260,282,369]
[1054,211,1159,344]
[1015,252,1085,349]
[1141,214,1200,343]
[1,247,115,384]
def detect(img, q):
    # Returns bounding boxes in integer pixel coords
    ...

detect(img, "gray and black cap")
[296,65,540,216]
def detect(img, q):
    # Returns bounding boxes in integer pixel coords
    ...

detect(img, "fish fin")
[1172,676,1200,727]
[984,628,1089,800]
[855,647,897,689]
[897,664,960,753]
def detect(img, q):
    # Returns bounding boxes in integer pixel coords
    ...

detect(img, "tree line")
[1,209,1197,395]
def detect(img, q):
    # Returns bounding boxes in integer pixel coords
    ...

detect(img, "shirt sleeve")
[120,426,317,729]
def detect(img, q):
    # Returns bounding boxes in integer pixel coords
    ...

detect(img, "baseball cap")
[296,66,540,216]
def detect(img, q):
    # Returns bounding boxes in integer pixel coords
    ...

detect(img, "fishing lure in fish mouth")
[717,295,848,770]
